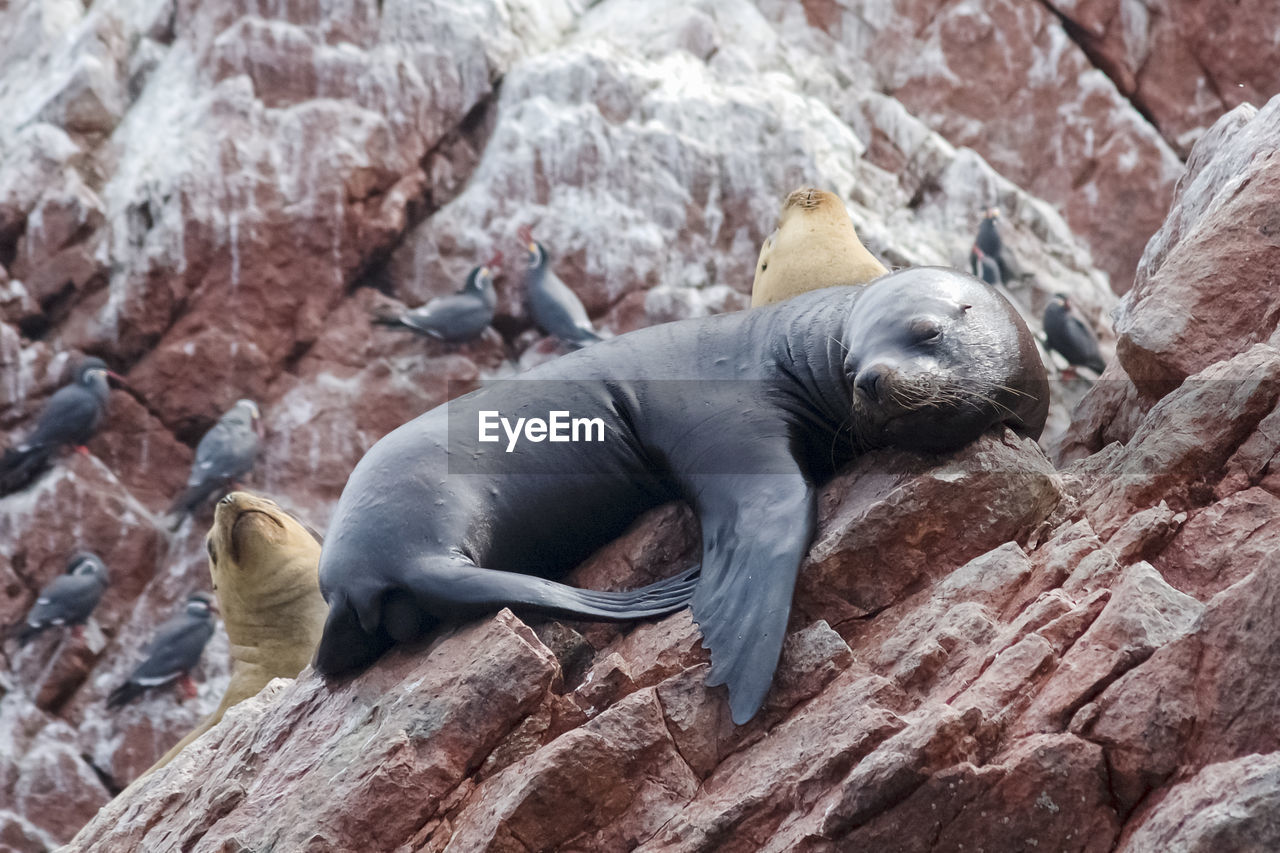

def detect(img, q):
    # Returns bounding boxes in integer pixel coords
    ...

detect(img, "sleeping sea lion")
[148,492,327,771]
[750,187,888,307]
[315,267,1049,723]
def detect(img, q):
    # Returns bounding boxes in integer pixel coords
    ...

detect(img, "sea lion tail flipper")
[688,475,816,725]
[404,559,698,622]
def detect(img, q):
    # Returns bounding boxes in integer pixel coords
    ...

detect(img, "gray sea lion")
[315,267,1049,724]
[750,187,888,307]
[148,492,327,772]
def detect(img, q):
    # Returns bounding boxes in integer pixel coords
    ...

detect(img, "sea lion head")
[206,492,324,618]
[752,187,888,307]
[841,267,1048,452]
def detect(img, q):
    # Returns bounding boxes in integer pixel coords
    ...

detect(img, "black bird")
[1,357,120,496]
[169,399,263,523]
[373,254,501,343]
[969,207,1012,284]
[106,592,217,708]
[1044,293,1106,376]
[15,552,110,646]
[971,246,1002,286]
[519,225,603,350]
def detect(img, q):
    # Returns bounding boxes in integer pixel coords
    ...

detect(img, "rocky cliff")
[2,0,1279,851]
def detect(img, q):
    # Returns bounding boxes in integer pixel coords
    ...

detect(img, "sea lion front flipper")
[689,473,816,725]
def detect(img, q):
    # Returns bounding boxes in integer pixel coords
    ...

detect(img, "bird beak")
[103,366,133,391]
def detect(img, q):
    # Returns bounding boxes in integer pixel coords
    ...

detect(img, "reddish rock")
[1045,1,1280,154]
[645,676,911,852]
[8,174,107,308]
[87,388,192,514]
[1083,550,1280,813]
[1102,500,1184,565]
[1119,753,1280,852]
[1116,99,1280,385]
[1080,344,1280,538]
[847,0,1183,290]
[441,688,699,852]
[1015,561,1201,735]
[5,0,1280,848]
[256,288,504,517]
[66,610,560,851]
[832,733,1120,853]
[0,452,165,634]
[1053,361,1154,465]
[1155,487,1280,600]
[0,811,55,853]
[0,698,110,848]
[799,431,1062,628]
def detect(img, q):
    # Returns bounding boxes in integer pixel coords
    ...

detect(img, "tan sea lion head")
[205,491,326,649]
[751,187,888,307]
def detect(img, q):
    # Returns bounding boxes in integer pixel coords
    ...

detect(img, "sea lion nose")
[855,366,886,402]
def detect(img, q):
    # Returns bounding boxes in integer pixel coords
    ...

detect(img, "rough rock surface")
[1044,0,1280,156]
[1,0,1278,849]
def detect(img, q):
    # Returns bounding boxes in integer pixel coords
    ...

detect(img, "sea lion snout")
[854,364,888,403]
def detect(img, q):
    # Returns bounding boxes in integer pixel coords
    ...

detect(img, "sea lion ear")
[959,304,973,313]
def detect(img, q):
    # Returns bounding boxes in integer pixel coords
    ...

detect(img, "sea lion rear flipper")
[403,559,699,622]
[688,473,816,725]
[314,591,393,676]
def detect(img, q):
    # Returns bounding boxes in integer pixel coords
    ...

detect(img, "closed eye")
[910,318,943,344]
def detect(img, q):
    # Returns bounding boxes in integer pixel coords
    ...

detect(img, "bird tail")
[106,681,143,708]
[565,329,604,350]
[0,445,51,496]
[13,622,41,647]
[369,307,407,328]
[168,479,222,520]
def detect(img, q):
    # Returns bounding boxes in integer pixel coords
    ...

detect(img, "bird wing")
[401,294,491,340]
[24,385,103,450]
[1062,312,1105,370]
[126,614,215,685]
[535,273,597,336]
[28,573,106,626]
[187,419,261,488]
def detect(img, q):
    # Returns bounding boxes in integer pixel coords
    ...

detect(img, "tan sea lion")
[750,187,888,307]
[148,491,326,772]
